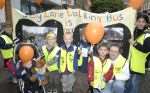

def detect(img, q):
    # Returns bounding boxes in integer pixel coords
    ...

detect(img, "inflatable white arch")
[12,7,137,39]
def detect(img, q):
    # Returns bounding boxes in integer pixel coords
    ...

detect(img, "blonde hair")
[46,32,56,39]
[63,32,73,38]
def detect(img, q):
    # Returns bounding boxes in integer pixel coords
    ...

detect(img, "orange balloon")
[19,45,34,64]
[35,0,43,6]
[84,22,104,44]
[128,0,144,10]
[0,0,5,9]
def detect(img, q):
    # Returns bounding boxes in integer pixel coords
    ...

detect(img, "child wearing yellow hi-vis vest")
[103,44,130,93]
[90,43,112,93]
[41,32,62,93]
[59,32,83,93]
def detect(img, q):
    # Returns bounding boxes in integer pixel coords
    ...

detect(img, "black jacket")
[133,28,150,53]
[0,34,13,49]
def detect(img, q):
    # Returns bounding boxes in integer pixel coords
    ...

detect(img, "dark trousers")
[73,71,89,93]
[46,71,62,93]
[24,80,41,93]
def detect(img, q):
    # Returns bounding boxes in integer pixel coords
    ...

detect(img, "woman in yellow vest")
[41,32,62,93]
[103,44,130,93]
[91,43,112,93]
[126,14,150,93]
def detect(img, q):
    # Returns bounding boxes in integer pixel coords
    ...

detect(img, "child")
[16,43,41,93]
[60,32,82,93]
[103,44,130,93]
[73,31,90,93]
[41,32,62,93]
[91,43,112,93]
[16,58,40,93]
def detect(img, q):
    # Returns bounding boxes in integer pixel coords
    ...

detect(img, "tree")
[91,0,126,13]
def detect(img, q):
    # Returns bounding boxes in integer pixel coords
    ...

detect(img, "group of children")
[13,30,130,93]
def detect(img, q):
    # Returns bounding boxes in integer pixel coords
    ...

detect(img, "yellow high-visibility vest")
[107,55,126,77]
[42,45,60,72]
[130,32,150,74]
[59,46,82,73]
[91,56,111,90]
[0,35,13,59]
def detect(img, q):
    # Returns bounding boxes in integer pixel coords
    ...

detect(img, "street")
[0,68,19,93]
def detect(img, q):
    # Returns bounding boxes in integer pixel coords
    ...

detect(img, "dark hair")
[109,43,120,50]
[97,43,109,50]
[137,13,149,23]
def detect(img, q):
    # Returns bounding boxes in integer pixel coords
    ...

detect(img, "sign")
[12,7,137,38]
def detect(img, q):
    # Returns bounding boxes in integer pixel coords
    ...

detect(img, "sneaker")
[53,89,57,93]
[47,90,52,93]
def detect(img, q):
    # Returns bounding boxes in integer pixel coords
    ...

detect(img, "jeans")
[125,74,143,93]
[103,80,125,93]
[112,80,125,93]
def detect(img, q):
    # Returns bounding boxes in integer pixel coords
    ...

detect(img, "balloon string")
[90,45,93,53]
[90,44,94,58]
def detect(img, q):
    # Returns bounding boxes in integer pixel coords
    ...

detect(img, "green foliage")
[91,0,126,13]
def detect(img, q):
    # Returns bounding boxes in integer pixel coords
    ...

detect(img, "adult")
[126,13,150,93]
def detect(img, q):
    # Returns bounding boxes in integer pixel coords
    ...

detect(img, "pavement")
[0,68,19,93]
[0,56,19,93]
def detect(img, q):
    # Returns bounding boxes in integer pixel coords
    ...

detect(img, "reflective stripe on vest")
[91,56,111,89]
[130,33,150,74]
[0,35,13,59]
[42,45,60,72]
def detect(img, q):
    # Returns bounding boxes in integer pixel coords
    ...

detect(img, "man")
[103,44,130,93]
[126,13,150,93]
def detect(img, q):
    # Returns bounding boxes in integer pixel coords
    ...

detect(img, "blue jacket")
[78,40,90,73]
